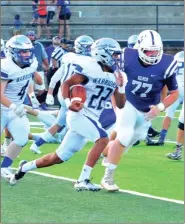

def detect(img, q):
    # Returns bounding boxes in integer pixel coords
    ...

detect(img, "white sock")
[37,111,56,127]
[21,160,37,172]
[42,130,54,142]
[107,163,117,170]
[78,165,93,182]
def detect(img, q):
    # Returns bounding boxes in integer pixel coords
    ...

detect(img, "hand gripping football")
[69,85,86,112]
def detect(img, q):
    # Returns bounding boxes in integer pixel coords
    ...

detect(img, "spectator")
[13,14,22,36]
[26,30,49,108]
[30,0,39,25]
[46,0,57,39]
[57,0,71,39]
[37,0,48,39]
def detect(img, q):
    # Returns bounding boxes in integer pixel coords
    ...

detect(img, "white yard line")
[18,170,183,205]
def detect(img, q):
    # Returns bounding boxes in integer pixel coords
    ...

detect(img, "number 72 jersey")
[123,48,178,112]
[1,57,38,109]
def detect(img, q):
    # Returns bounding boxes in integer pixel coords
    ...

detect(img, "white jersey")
[73,56,118,120]
[176,61,184,88]
[1,57,38,109]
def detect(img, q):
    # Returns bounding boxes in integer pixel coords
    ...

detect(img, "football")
[70,85,86,104]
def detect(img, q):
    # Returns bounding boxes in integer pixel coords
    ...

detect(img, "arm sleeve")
[49,66,64,89]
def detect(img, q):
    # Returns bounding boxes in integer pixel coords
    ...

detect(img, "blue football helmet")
[91,38,122,71]
[8,35,34,66]
[174,51,184,63]
[127,34,138,48]
[74,35,94,56]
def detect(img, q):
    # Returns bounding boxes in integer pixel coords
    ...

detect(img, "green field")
[1,112,184,223]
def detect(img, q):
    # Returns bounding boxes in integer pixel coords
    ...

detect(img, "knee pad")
[178,121,184,131]
[14,136,28,147]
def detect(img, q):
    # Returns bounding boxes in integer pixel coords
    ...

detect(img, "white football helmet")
[74,35,94,56]
[137,30,163,65]
[8,35,34,66]
[91,38,122,70]
[1,39,5,52]
[127,34,138,48]
[174,51,184,63]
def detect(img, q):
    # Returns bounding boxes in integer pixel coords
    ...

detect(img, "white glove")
[9,104,26,118]
[46,94,54,105]
[29,92,40,107]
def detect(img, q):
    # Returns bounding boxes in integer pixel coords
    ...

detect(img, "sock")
[35,137,46,147]
[37,111,56,127]
[107,163,117,170]
[21,160,37,172]
[176,143,183,150]
[159,129,167,141]
[1,156,13,168]
[78,165,93,182]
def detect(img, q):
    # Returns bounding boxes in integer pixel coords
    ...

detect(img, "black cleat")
[133,140,140,146]
[147,127,160,138]
[9,160,27,185]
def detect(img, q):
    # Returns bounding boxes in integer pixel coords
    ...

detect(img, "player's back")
[73,56,117,120]
[1,57,38,109]
[124,48,177,112]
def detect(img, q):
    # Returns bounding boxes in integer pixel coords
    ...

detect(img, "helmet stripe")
[150,31,155,45]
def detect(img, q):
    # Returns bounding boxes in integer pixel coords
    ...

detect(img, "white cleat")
[101,169,119,192]
[1,167,13,182]
[74,179,101,192]
[30,142,42,154]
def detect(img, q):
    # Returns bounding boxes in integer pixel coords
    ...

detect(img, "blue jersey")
[99,100,116,129]
[124,48,178,112]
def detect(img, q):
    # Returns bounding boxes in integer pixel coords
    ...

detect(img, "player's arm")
[0,79,12,107]
[62,74,87,108]
[113,71,127,109]
[33,71,43,85]
[160,85,168,101]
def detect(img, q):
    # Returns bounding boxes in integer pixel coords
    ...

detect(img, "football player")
[29,35,94,154]
[154,51,184,145]
[1,35,38,181]
[127,34,138,48]
[1,39,6,58]
[100,30,179,192]
[166,101,184,160]
[10,38,126,191]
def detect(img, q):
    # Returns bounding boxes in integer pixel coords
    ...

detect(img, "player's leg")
[1,128,13,156]
[101,101,138,191]
[10,130,86,185]
[66,111,108,191]
[1,115,30,181]
[158,98,180,145]
[30,107,66,153]
[166,103,184,160]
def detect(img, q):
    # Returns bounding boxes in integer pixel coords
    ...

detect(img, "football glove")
[9,104,26,118]
[46,94,54,105]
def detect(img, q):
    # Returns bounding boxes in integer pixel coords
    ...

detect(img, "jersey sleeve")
[163,57,178,91]
[1,60,12,80]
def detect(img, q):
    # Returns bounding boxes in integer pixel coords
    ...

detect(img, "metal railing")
[1,3,184,39]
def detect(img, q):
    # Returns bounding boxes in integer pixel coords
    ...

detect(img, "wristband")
[64,98,71,108]
[29,92,36,99]
[157,102,165,112]
[118,85,125,94]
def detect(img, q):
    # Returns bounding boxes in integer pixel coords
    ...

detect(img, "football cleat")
[30,142,42,154]
[147,128,160,138]
[1,167,13,182]
[74,179,101,192]
[133,140,140,146]
[9,160,27,185]
[166,149,182,160]
[101,169,119,192]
